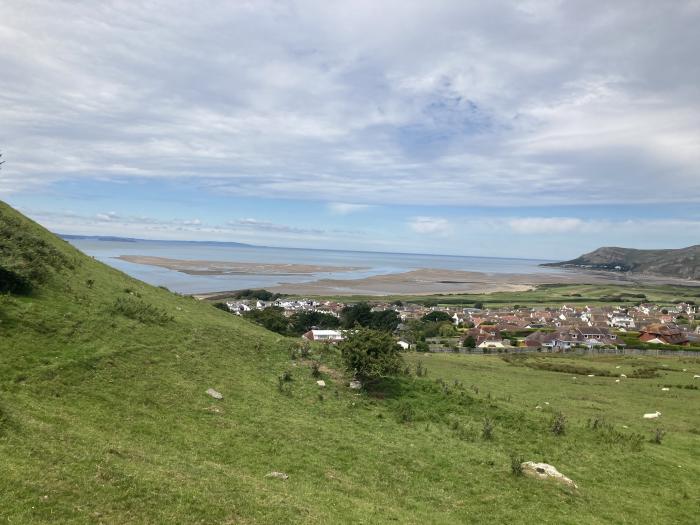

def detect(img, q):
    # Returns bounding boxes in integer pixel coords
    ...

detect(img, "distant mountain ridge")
[542,245,700,280]
[60,233,253,247]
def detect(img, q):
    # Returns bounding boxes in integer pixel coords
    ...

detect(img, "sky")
[1,0,699,259]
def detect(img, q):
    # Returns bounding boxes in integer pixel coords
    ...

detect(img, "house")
[302,329,344,343]
[639,324,689,345]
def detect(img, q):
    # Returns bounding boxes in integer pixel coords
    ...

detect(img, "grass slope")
[1,201,699,523]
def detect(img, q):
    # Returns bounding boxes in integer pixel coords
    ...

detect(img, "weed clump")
[509,453,524,476]
[651,428,666,444]
[551,412,566,435]
[396,401,415,423]
[482,418,494,440]
[112,297,173,325]
[311,361,321,378]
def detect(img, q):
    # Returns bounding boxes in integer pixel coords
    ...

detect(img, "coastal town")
[224,295,700,351]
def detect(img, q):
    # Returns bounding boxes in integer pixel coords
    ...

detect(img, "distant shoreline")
[116,255,365,276]
[194,267,638,298]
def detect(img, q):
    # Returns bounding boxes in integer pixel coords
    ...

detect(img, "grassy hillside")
[1,201,699,523]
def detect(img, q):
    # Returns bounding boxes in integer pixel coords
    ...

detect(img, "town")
[222,293,700,352]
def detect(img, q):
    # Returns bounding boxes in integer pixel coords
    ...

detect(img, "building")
[639,324,689,345]
[302,330,344,343]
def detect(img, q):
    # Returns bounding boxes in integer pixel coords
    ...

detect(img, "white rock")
[316,380,326,387]
[587,374,595,377]
[661,387,670,391]
[616,366,621,369]
[615,379,620,383]
[521,462,577,489]
[206,388,223,400]
[265,471,289,480]
[349,380,362,390]
[682,369,687,372]
[694,375,700,379]
[620,374,627,378]
[544,402,549,405]
[572,376,577,380]
[535,405,542,409]
[643,411,661,419]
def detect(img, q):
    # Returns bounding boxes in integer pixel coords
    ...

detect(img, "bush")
[310,361,321,378]
[338,328,404,383]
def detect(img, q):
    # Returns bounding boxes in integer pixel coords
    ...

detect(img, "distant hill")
[61,233,253,247]
[542,245,700,280]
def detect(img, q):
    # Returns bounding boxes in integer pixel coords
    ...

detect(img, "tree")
[289,310,340,335]
[463,336,476,348]
[242,306,290,334]
[369,309,401,332]
[340,302,374,328]
[421,311,452,323]
[340,303,400,332]
[339,328,404,382]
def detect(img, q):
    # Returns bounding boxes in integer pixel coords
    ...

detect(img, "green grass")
[2,201,700,523]
[281,282,700,307]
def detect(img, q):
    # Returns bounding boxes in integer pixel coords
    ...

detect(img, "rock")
[615,379,620,383]
[694,375,700,379]
[535,405,542,409]
[587,374,595,377]
[661,387,670,391]
[620,374,627,378]
[521,462,578,489]
[206,388,223,400]
[349,380,362,390]
[316,380,326,387]
[265,471,289,480]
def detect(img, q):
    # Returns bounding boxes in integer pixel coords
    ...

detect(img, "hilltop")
[1,201,699,523]
[543,245,700,280]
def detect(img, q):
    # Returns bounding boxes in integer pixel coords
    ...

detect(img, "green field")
[280,282,700,308]
[2,201,700,523]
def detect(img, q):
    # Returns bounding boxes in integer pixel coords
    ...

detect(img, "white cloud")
[0,1,699,205]
[507,217,590,234]
[327,202,371,215]
[409,216,452,236]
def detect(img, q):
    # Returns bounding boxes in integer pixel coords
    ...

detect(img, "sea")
[66,237,563,295]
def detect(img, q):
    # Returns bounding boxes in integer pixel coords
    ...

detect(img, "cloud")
[0,1,699,206]
[228,218,325,235]
[507,217,590,234]
[409,216,452,236]
[327,202,371,215]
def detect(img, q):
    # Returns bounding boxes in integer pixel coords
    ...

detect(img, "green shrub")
[339,328,404,382]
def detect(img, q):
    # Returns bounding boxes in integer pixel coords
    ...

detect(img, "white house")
[302,330,344,343]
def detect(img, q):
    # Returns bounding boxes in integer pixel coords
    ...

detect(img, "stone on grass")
[206,388,223,400]
[521,462,577,489]
[266,471,289,480]
[316,380,326,387]
[349,380,362,390]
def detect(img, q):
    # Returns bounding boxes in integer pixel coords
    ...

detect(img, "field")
[284,282,700,308]
[2,201,700,523]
